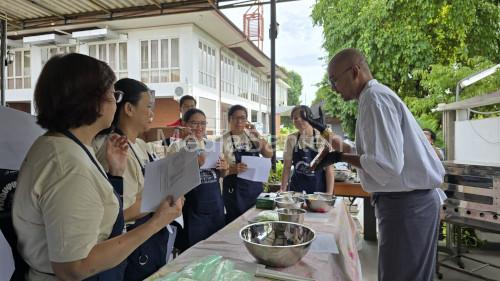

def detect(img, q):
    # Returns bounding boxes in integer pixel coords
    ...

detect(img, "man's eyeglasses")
[328,66,353,91]
[114,90,124,103]
[188,121,207,127]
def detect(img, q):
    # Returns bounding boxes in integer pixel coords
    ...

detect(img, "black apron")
[289,131,326,194]
[123,138,169,281]
[62,130,127,281]
[223,133,263,224]
[178,165,225,252]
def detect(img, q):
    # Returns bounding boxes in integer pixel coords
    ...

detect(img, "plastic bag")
[152,255,254,281]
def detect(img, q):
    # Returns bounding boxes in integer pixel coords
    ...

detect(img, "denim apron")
[178,166,225,252]
[289,131,326,194]
[62,130,127,281]
[123,140,169,281]
[223,133,263,224]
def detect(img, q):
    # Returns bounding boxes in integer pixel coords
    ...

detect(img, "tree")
[285,69,303,106]
[311,0,500,140]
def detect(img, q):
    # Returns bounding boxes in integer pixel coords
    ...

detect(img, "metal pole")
[269,0,277,169]
[0,19,6,106]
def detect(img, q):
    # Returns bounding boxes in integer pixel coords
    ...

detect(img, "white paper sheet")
[141,150,201,212]
[200,141,222,169]
[237,156,272,183]
[0,106,45,170]
[0,230,14,281]
[310,233,339,254]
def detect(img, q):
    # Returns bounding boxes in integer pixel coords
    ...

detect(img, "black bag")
[0,169,29,281]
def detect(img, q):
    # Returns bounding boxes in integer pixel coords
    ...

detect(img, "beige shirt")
[219,131,259,165]
[94,136,149,211]
[12,135,119,281]
[283,129,327,161]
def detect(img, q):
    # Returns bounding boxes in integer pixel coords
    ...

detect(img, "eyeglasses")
[188,121,207,127]
[231,116,247,122]
[328,66,353,91]
[114,90,124,103]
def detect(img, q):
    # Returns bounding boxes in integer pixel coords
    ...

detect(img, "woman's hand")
[106,134,129,177]
[229,163,247,175]
[151,196,184,227]
[216,157,228,171]
[245,121,260,139]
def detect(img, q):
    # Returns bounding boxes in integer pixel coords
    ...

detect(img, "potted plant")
[264,160,284,193]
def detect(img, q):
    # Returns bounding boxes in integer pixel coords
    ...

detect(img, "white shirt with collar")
[355,79,445,193]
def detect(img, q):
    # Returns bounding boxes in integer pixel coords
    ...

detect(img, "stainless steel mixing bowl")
[239,221,315,267]
[276,208,306,224]
[274,196,304,209]
[305,194,336,213]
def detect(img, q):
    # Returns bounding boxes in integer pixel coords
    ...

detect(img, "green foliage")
[276,126,297,151]
[311,0,500,139]
[264,161,284,192]
[285,69,303,106]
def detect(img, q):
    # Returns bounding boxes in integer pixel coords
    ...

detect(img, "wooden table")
[146,199,363,281]
[334,182,377,241]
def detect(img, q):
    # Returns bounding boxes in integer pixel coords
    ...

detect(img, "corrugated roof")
[0,0,214,31]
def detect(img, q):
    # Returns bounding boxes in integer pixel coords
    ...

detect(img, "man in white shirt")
[321,48,445,281]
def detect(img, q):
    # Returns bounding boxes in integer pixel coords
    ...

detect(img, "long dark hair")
[183,108,206,123]
[291,105,313,124]
[99,78,150,135]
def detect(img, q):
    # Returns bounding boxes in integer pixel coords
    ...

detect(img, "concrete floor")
[347,198,500,281]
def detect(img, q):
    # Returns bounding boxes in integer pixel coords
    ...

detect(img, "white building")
[4,9,288,135]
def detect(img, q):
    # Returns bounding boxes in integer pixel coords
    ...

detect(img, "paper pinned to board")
[237,156,271,183]
[0,106,45,170]
[200,141,222,169]
[0,230,14,281]
[141,150,201,213]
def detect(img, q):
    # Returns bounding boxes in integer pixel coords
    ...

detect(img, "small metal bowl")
[276,208,306,224]
[240,221,315,267]
[274,196,304,209]
[305,194,336,213]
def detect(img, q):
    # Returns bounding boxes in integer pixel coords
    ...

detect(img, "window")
[250,72,259,102]
[88,42,128,78]
[221,53,235,95]
[237,63,249,99]
[41,45,76,65]
[141,38,180,83]
[7,50,31,89]
[198,41,216,88]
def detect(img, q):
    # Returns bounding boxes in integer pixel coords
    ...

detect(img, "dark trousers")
[374,189,440,281]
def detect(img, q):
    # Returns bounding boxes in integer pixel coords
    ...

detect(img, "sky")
[222,0,327,105]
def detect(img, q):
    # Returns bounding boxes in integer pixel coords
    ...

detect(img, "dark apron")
[223,133,263,224]
[124,139,169,281]
[62,130,127,281]
[289,131,326,194]
[177,167,225,252]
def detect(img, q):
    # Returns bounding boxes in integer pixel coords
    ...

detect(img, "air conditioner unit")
[72,28,120,41]
[23,34,69,45]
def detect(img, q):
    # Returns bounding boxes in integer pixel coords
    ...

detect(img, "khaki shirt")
[94,136,149,211]
[283,129,326,161]
[12,135,119,281]
[219,131,259,165]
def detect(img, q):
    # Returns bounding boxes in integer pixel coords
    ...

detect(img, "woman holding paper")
[94,78,171,281]
[221,105,273,224]
[280,105,334,194]
[167,108,228,251]
[12,53,183,281]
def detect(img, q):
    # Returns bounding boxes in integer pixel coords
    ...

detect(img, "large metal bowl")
[276,208,306,224]
[274,196,304,209]
[240,221,315,267]
[305,194,336,213]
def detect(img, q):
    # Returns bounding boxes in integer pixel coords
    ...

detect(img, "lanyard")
[62,130,108,180]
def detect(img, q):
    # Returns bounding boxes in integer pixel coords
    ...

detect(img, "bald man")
[321,49,445,281]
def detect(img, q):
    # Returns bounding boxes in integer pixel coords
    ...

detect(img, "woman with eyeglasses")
[280,105,334,194]
[221,105,273,224]
[12,53,183,281]
[94,78,170,281]
[167,108,228,251]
